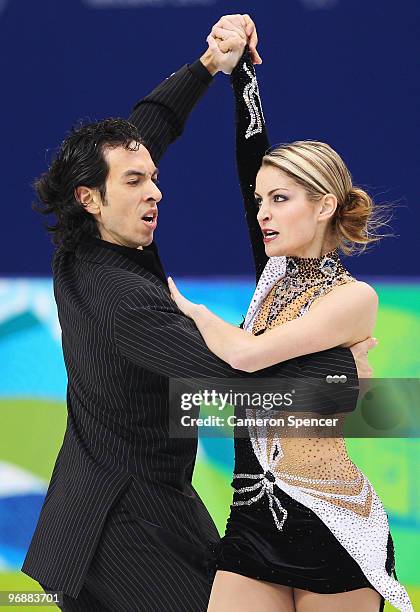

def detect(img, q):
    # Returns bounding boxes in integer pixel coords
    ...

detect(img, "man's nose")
[146,181,162,203]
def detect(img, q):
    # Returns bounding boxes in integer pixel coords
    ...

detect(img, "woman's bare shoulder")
[340,280,378,308]
[310,279,378,314]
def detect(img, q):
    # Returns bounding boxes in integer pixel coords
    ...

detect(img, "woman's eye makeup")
[254,193,288,207]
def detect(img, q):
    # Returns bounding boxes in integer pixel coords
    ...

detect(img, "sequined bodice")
[253,249,354,334]
[238,250,368,519]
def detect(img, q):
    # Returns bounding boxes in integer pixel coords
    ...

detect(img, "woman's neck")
[286,236,337,259]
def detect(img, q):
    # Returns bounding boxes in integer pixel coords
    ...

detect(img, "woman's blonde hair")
[262,140,391,254]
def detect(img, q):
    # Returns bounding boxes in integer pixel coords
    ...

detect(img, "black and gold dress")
[216,50,413,612]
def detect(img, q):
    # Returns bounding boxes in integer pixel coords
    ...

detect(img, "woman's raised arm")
[230,48,270,282]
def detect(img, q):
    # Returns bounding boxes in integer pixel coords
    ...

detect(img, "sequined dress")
[215,50,413,612]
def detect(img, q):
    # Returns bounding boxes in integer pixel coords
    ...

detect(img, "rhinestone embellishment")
[286,258,299,277]
[320,256,338,277]
[232,472,288,531]
[242,63,265,139]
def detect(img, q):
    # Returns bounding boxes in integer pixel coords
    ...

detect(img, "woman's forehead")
[256,165,296,190]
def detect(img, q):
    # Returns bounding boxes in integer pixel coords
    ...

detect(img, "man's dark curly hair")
[34,118,144,251]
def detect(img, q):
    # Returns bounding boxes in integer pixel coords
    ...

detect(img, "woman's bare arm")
[168,278,378,373]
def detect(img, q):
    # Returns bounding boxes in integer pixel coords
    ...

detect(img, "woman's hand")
[201,14,261,76]
[169,277,253,368]
[168,277,200,319]
[212,14,261,66]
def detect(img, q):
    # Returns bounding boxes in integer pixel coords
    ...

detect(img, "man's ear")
[75,186,100,215]
[318,194,337,222]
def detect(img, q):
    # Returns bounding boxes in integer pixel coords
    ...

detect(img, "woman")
[168,43,413,612]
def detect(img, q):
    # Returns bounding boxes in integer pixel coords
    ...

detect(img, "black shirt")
[90,237,167,284]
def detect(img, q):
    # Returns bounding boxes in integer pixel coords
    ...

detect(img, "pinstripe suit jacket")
[22,57,358,599]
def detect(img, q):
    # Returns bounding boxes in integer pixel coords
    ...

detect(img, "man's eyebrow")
[122,168,159,178]
[254,187,291,196]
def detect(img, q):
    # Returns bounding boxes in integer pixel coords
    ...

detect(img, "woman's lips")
[262,229,279,244]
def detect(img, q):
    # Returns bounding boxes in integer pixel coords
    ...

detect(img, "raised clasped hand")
[207,13,262,75]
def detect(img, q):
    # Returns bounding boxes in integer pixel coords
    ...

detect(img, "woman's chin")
[264,240,286,258]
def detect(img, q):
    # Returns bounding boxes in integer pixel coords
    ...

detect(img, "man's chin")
[136,233,154,249]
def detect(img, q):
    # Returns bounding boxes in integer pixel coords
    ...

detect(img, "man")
[22,14,374,612]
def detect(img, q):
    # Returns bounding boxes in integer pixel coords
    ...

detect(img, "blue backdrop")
[1,0,419,277]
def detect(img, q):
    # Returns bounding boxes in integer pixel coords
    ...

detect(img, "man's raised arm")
[128,39,222,164]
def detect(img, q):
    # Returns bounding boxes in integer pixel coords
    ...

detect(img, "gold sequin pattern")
[253,249,354,334]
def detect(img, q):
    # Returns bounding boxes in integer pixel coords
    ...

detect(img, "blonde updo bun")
[335,187,374,253]
[262,141,392,254]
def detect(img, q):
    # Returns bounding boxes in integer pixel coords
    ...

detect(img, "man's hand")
[350,337,378,378]
[212,14,261,68]
[200,14,261,76]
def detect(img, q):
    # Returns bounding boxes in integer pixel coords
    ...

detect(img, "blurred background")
[0,0,419,610]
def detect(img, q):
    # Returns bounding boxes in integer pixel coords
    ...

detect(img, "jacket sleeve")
[113,283,285,379]
[230,48,270,283]
[128,60,213,165]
